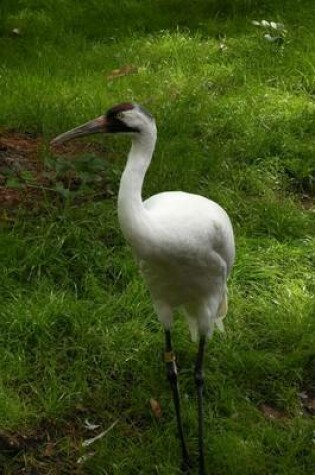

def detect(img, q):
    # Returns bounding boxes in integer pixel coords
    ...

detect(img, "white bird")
[51,103,235,475]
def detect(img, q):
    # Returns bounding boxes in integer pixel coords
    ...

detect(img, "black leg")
[195,335,207,475]
[164,330,192,472]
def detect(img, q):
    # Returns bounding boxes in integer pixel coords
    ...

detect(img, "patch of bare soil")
[258,387,315,422]
[300,195,315,210]
[0,129,112,216]
[0,131,43,210]
[259,403,287,420]
[0,407,118,474]
[0,419,82,474]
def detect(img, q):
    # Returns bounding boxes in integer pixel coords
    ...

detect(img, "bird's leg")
[195,335,207,475]
[164,330,192,472]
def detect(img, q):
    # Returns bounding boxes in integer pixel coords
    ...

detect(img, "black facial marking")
[105,103,139,134]
[104,102,154,134]
[106,118,139,134]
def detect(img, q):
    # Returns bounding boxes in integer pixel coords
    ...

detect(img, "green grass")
[0,0,315,474]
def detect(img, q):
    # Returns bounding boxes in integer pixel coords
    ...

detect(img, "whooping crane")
[51,103,235,475]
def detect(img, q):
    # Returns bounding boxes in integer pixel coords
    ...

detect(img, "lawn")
[0,1,314,474]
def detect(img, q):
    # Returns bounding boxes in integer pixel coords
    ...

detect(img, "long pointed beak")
[50,116,107,146]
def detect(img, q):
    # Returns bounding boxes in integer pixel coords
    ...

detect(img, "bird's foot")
[198,461,207,475]
[180,456,193,473]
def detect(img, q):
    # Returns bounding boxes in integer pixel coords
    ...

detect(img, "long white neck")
[118,128,157,255]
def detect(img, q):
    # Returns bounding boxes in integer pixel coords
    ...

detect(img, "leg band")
[164,350,176,363]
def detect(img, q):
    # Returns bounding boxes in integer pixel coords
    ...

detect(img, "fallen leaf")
[106,64,138,80]
[263,34,284,44]
[77,451,96,464]
[82,420,118,447]
[83,419,101,431]
[261,20,270,27]
[150,398,162,419]
[43,442,55,457]
[12,28,22,36]
[219,43,228,52]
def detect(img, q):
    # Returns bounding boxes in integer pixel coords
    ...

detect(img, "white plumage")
[116,106,235,341]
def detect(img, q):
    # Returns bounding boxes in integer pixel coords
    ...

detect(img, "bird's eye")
[117,112,124,120]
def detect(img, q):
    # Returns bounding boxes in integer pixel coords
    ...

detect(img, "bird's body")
[116,123,234,341]
[135,192,233,337]
[51,102,235,475]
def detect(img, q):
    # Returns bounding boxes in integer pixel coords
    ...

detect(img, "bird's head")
[51,103,156,145]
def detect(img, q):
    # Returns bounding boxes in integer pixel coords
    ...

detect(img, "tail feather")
[184,287,229,341]
[215,289,228,333]
[186,315,199,343]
